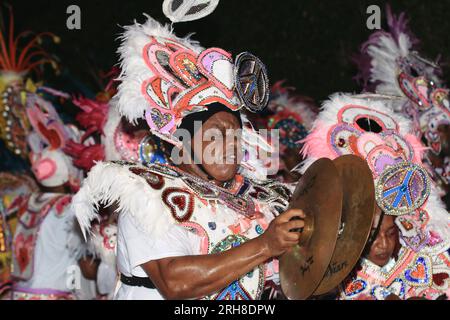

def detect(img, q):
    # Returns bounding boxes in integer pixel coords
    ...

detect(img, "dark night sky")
[2,0,450,171]
[8,0,450,101]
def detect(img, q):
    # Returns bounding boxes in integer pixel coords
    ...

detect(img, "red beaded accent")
[129,167,165,190]
[162,188,195,222]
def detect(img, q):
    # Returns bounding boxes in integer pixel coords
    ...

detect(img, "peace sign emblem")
[375,162,431,216]
[234,52,270,112]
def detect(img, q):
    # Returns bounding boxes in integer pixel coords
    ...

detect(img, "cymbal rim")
[313,155,376,295]
[280,158,343,300]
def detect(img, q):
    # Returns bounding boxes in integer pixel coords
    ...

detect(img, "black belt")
[120,274,156,289]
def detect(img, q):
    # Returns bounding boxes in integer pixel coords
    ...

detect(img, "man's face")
[367,206,398,267]
[191,111,242,182]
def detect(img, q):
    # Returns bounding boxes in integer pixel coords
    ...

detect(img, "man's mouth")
[375,253,389,261]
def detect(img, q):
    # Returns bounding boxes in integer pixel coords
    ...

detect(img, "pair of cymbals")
[279,155,376,300]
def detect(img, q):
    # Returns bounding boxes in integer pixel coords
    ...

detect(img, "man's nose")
[377,234,388,250]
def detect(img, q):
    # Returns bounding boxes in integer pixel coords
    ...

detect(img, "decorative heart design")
[404,256,432,286]
[14,234,34,273]
[433,272,449,287]
[26,96,68,150]
[198,48,235,97]
[172,51,204,87]
[371,278,405,300]
[344,279,367,297]
[366,145,405,178]
[162,188,195,222]
[146,108,174,133]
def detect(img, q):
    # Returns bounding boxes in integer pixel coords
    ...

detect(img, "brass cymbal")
[280,158,343,300]
[313,155,376,296]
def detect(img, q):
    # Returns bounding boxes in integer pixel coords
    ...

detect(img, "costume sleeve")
[119,212,199,271]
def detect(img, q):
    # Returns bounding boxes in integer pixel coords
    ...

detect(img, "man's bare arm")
[140,209,304,299]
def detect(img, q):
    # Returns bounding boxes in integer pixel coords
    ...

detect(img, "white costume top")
[74,161,290,300]
[11,193,96,300]
[115,213,201,299]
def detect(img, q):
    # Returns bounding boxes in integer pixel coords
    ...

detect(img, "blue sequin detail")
[404,257,430,284]
[255,225,263,235]
[208,222,216,230]
[382,170,414,208]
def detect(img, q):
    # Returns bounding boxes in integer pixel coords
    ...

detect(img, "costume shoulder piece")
[72,161,180,240]
[248,178,291,216]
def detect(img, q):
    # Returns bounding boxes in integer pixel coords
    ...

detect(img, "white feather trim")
[367,32,410,97]
[72,161,173,242]
[115,15,204,124]
[239,113,273,181]
[102,100,122,161]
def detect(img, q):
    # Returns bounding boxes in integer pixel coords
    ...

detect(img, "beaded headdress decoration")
[115,16,269,147]
[0,85,30,158]
[301,93,432,216]
[0,6,59,159]
[100,100,169,165]
[301,93,450,253]
[354,6,450,155]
